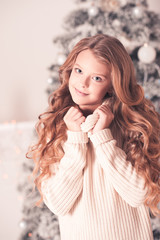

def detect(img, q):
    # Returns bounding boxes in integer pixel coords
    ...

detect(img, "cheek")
[68,79,72,92]
[68,76,75,94]
[68,75,73,86]
[96,86,108,99]
[68,73,75,86]
[99,90,108,99]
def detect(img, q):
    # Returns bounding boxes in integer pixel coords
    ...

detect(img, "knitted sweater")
[41,129,153,240]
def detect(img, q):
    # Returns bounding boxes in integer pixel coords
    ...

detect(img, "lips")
[75,88,88,96]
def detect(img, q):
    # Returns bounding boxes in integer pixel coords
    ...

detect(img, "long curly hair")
[27,34,160,216]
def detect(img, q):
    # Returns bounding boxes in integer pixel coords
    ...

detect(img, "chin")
[71,96,84,105]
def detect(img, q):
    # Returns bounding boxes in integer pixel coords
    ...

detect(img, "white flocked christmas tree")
[18,0,160,239]
[47,0,160,113]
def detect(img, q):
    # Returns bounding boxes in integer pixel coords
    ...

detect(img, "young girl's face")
[69,49,112,113]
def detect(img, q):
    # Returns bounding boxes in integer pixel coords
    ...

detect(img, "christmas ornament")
[132,6,143,18]
[47,74,60,91]
[109,0,119,9]
[138,44,156,64]
[112,19,121,27]
[119,0,127,6]
[88,5,99,17]
[47,77,54,85]
[57,53,66,65]
[100,0,119,11]
[19,219,27,229]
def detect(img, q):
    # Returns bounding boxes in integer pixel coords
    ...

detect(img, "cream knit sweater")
[41,129,153,240]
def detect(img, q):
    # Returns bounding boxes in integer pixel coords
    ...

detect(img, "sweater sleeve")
[90,129,148,207]
[41,131,88,216]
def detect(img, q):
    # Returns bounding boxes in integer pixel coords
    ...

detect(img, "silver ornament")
[132,6,143,18]
[57,54,66,65]
[19,220,27,229]
[47,77,54,85]
[112,19,121,27]
[138,44,156,64]
[119,0,127,6]
[88,5,99,17]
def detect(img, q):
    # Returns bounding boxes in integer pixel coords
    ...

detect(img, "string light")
[28,232,32,237]
[17,195,24,202]
[2,173,9,179]
[11,120,16,124]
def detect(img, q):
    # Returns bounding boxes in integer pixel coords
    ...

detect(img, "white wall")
[147,0,160,13]
[0,0,75,123]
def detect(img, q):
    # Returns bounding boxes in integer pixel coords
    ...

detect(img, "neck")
[81,109,93,117]
[78,103,101,117]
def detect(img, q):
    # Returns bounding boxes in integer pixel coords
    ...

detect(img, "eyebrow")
[74,63,109,78]
[74,63,82,68]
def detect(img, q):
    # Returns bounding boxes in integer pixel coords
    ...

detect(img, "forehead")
[75,49,111,74]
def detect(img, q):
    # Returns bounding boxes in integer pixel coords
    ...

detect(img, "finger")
[94,107,114,122]
[72,111,83,121]
[98,105,111,111]
[66,107,78,117]
[76,116,86,125]
[97,106,112,115]
[64,107,81,120]
[69,107,83,117]
[94,107,107,115]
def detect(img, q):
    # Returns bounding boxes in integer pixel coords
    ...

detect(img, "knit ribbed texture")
[81,112,99,132]
[41,129,153,240]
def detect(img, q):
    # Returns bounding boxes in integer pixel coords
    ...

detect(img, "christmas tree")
[47,0,160,113]
[18,157,60,240]
[19,0,160,239]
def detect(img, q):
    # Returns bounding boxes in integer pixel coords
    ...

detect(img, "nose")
[80,75,89,88]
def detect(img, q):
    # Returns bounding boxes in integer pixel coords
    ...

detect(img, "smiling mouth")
[75,88,88,96]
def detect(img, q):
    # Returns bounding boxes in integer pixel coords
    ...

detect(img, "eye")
[92,76,102,82]
[75,68,82,74]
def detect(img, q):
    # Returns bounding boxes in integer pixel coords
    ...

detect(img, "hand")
[92,105,114,133]
[63,107,86,132]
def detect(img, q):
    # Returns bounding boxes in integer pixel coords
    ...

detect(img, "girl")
[28,34,160,240]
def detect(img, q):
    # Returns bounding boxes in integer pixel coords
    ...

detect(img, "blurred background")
[0,0,160,240]
[0,0,76,123]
